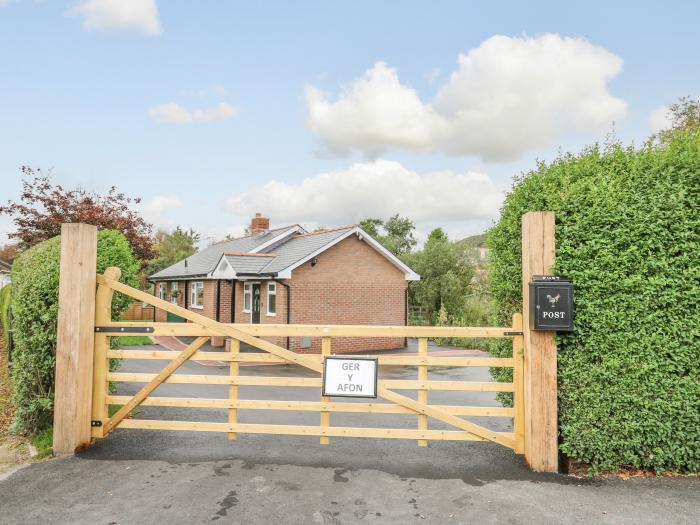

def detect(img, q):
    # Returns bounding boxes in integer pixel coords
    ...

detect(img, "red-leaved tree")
[0,167,155,261]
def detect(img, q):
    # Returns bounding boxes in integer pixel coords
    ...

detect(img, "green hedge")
[0,284,10,341]
[10,229,139,434]
[487,132,700,473]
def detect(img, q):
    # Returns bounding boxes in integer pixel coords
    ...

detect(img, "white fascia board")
[276,227,420,281]
[250,226,303,254]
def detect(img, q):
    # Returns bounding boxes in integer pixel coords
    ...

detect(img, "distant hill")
[454,233,486,250]
[454,234,489,266]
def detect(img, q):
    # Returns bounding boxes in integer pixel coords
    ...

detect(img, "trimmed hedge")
[10,229,139,434]
[487,132,700,473]
[0,284,10,341]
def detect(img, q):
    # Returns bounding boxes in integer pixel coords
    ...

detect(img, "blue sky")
[1,0,698,246]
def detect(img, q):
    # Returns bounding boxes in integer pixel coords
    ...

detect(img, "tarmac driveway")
[0,341,697,524]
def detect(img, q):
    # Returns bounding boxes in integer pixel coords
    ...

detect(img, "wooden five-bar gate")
[53,212,559,472]
[94,267,524,450]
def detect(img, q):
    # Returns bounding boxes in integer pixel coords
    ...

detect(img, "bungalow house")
[0,259,11,289]
[149,214,420,353]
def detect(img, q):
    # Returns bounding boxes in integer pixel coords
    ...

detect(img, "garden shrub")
[10,229,139,434]
[487,132,700,472]
[430,297,497,352]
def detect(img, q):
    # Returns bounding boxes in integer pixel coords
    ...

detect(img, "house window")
[171,282,179,304]
[158,283,167,300]
[267,282,276,316]
[191,281,204,309]
[243,283,251,312]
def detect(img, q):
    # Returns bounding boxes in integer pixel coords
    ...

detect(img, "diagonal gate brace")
[102,336,209,435]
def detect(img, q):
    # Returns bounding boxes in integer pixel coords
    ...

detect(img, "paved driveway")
[1,342,697,524]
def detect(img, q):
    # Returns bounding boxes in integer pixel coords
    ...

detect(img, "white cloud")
[141,195,183,229]
[306,34,627,162]
[224,159,505,239]
[650,105,672,133]
[72,0,162,36]
[148,102,238,124]
[148,103,191,124]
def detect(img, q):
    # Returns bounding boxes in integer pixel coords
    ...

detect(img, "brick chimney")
[250,213,270,235]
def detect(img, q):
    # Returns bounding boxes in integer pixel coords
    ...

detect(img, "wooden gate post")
[53,223,98,455]
[521,212,558,472]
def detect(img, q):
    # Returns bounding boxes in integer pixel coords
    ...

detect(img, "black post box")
[529,276,574,332]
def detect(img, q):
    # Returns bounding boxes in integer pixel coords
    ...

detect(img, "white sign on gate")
[322,357,378,398]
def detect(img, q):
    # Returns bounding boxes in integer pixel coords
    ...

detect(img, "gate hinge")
[91,420,103,427]
[504,331,523,336]
[95,326,154,334]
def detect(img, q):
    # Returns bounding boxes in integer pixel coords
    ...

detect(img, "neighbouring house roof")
[0,260,11,273]
[150,224,419,281]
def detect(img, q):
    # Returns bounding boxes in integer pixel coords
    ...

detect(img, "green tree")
[358,218,383,238]
[404,228,474,322]
[146,227,200,275]
[657,96,700,143]
[359,214,416,256]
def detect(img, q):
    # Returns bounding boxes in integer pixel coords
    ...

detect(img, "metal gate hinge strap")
[91,420,102,427]
[504,331,523,336]
[95,326,154,334]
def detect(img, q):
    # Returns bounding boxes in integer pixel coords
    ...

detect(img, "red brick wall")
[288,234,407,353]
[219,280,233,323]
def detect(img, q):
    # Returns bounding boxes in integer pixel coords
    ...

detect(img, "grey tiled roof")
[223,254,276,274]
[258,227,352,274]
[149,226,299,279]
[219,227,353,276]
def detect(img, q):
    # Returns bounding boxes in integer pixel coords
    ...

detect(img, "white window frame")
[171,281,179,304]
[243,282,252,313]
[190,281,204,309]
[158,282,167,301]
[266,282,277,316]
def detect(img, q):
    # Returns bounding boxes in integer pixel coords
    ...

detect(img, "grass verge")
[113,335,154,346]
[22,405,136,459]
[30,428,52,458]
[108,404,141,418]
